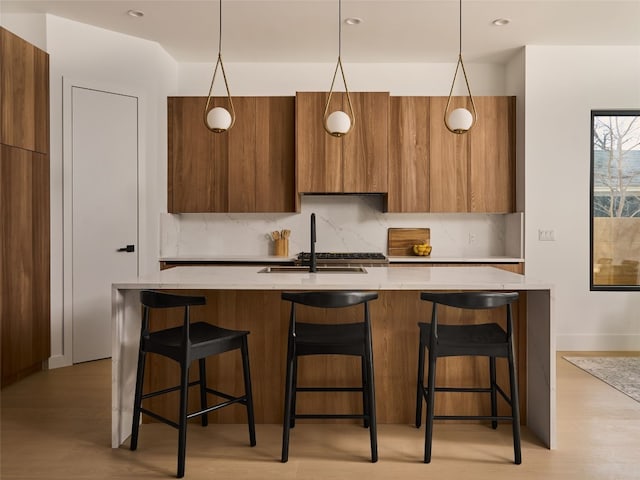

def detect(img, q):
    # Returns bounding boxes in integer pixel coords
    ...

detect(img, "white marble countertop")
[159,255,524,264]
[114,265,550,291]
[160,255,296,263]
[387,256,523,263]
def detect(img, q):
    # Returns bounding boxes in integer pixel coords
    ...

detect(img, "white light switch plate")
[538,229,556,241]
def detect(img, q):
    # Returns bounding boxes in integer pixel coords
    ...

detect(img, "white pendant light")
[326,111,352,135]
[447,107,474,132]
[203,0,235,133]
[323,0,355,137]
[206,106,232,132]
[444,0,477,134]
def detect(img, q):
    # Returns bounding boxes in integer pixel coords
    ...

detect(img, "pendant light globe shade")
[325,110,352,137]
[446,107,474,133]
[206,106,232,133]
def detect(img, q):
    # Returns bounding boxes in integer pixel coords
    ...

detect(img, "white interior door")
[71,86,139,363]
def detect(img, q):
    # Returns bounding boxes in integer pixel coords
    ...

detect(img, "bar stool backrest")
[282,291,378,309]
[420,292,518,310]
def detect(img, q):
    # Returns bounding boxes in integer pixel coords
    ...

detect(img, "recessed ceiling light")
[127,9,144,18]
[344,17,362,26]
[492,18,510,26]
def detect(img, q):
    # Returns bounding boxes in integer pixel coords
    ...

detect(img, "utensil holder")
[274,238,289,257]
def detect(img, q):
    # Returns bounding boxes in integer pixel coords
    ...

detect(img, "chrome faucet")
[310,213,317,272]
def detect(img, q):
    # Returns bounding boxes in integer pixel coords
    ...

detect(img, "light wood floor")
[1,352,639,479]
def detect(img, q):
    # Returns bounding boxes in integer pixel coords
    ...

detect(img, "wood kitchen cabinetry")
[168,96,295,213]
[431,95,516,213]
[1,28,50,388]
[467,96,516,213]
[428,96,471,212]
[387,96,430,212]
[296,92,389,194]
[388,95,515,213]
[0,28,49,154]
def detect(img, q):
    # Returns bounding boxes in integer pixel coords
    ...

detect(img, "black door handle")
[117,244,135,253]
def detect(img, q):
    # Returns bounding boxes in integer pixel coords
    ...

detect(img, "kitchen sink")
[258,265,367,274]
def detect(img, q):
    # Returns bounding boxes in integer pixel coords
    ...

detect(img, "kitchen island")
[112,266,554,450]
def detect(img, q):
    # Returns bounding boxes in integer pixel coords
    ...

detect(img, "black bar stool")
[130,290,256,478]
[280,291,378,463]
[416,291,521,464]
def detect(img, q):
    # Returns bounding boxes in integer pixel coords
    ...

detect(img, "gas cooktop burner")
[297,252,388,264]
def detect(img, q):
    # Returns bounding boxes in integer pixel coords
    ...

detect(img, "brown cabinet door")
[0,28,49,154]
[469,96,516,213]
[295,92,342,193]
[168,96,295,213]
[428,96,470,212]
[296,92,389,194]
[387,95,515,213]
[1,145,50,387]
[227,97,257,212]
[342,92,389,193]
[387,96,430,212]
[255,97,295,212]
[168,97,221,212]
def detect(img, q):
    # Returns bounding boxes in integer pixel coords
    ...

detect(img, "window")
[591,110,640,290]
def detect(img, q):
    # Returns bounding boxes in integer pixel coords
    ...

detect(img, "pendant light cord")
[218,0,223,55]
[458,0,462,56]
[338,0,342,57]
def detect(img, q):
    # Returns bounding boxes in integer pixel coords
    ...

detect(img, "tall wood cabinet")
[296,92,389,194]
[388,95,515,213]
[1,27,50,388]
[168,96,295,213]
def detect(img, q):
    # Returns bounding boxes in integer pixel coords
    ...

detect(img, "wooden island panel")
[143,290,527,425]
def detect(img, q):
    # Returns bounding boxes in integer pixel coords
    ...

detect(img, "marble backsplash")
[160,195,523,259]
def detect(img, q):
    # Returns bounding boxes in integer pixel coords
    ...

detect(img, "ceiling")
[2,0,640,64]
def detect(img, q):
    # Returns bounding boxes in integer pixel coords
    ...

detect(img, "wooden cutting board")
[387,228,431,256]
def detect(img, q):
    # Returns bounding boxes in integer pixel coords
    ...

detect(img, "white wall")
[41,15,178,367]
[178,61,505,96]
[524,46,640,350]
[1,13,47,50]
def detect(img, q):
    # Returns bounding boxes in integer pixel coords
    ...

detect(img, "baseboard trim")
[556,334,640,351]
[48,354,72,370]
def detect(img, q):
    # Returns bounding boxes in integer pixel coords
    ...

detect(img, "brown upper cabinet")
[168,96,295,213]
[428,96,472,212]
[467,96,516,213]
[0,27,49,154]
[168,93,514,214]
[296,92,389,194]
[388,95,516,213]
[387,96,431,212]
